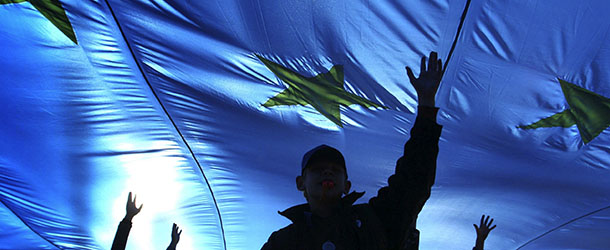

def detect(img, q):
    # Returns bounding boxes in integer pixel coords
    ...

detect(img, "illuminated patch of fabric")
[521,79,610,144]
[1,0,77,44]
[257,55,386,127]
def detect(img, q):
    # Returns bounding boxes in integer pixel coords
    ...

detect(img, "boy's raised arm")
[111,192,143,250]
[369,52,443,249]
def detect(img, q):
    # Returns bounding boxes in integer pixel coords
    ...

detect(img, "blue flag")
[1,0,609,249]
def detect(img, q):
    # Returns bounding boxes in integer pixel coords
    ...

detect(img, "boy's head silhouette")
[296,145,351,215]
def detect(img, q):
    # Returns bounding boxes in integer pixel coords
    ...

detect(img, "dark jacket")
[111,219,132,250]
[262,107,442,250]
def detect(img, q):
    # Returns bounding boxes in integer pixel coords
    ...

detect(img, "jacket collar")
[278,191,365,223]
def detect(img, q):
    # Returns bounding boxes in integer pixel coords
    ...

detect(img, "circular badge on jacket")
[322,241,336,250]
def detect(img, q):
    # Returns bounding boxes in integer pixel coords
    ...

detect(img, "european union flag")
[1,0,609,249]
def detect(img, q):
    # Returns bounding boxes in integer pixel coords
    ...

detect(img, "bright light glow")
[111,140,188,250]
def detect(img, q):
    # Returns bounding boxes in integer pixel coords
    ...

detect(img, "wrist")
[123,215,134,222]
[475,239,485,249]
[417,105,438,122]
[418,98,435,108]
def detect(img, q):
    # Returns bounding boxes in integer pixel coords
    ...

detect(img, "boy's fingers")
[406,67,416,83]
[429,51,437,71]
[421,56,427,72]
[437,59,443,73]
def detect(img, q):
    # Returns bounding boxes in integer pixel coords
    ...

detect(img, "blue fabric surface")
[1,0,609,249]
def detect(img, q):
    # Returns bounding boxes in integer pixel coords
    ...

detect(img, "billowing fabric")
[1,0,609,250]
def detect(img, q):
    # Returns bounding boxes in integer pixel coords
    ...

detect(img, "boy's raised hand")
[125,192,143,221]
[167,223,182,250]
[473,214,496,250]
[406,51,443,107]
[171,223,182,244]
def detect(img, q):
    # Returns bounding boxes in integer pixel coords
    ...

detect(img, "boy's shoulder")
[264,222,298,246]
[261,222,298,250]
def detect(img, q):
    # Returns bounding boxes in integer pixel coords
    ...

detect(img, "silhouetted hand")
[406,51,443,107]
[473,214,496,250]
[112,192,142,250]
[167,223,182,250]
[124,192,143,222]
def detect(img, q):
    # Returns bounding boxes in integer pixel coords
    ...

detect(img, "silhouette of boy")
[262,52,444,250]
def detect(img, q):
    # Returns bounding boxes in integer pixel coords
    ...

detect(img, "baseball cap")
[301,144,346,175]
